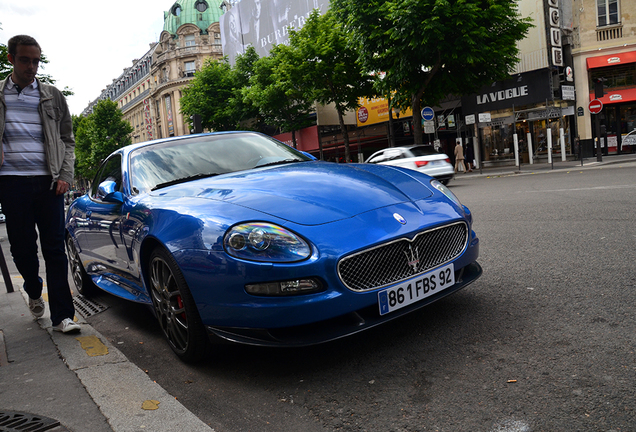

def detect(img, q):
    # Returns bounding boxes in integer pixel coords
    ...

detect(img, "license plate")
[378,263,455,315]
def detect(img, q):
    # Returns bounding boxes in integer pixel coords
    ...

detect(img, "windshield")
[130,132,311,194]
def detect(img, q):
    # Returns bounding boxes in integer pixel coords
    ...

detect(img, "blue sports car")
[65,132,481,361]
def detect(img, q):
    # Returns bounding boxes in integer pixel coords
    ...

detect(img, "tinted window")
[407,146,438,157]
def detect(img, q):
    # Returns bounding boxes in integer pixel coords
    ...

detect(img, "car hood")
[149,162,434,225]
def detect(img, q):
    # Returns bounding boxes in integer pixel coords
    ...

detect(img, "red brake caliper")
[177,296,186,321]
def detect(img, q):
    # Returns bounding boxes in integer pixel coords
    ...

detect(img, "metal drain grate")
[72,295,108,318]
[0,410,68,432]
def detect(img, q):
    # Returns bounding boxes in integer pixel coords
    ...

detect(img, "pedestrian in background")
[454,140,465,173]
[0,35,79,333]
[465,141,474,172]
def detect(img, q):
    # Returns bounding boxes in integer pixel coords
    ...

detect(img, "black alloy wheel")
[148,247,209,362]
[66,234,97,296]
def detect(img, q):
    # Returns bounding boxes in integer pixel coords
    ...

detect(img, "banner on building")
[220,0,329,65]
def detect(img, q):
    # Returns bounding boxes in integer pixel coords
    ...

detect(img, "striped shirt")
[1,78,48,176]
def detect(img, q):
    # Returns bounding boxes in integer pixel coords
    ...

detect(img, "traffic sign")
[588,99,603,114]
[421,106,434,121]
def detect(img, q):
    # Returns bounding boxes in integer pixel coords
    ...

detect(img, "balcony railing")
[597,23,622,41]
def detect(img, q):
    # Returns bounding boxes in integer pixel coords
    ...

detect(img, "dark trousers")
[0,175,75,325]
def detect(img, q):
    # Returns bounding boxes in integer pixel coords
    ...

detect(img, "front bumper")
[205,261,482,347]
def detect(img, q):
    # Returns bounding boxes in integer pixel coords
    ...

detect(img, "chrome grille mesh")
[338,222,468,292]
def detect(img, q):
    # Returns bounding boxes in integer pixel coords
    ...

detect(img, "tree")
[72,100,132,181]
[332,0,533,145]
[181,57,239,131]
[285,10,375,161]
[243,44,315,148]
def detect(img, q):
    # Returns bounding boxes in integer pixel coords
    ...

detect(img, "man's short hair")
[7,35,41,56]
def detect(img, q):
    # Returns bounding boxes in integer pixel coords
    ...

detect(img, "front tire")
[148,247,209,362]
[66,234,97,297]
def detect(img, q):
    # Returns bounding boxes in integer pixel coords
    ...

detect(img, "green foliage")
[243,44,315,147]
[181,57,238,131]
[285,10,376,160]
[331,0,533,144]
[72,100,133,181]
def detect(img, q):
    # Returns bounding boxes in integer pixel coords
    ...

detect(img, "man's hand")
[56,180,70,196]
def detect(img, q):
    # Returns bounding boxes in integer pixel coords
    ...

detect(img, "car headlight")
[430,179,462,207]
[224,222,311,262]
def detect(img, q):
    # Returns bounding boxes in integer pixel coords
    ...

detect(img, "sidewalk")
[0,245,214,431]
[456,152,636,180]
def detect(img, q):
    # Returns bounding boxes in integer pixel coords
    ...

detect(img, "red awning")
[588,87,636,104]
[586,51,636,69]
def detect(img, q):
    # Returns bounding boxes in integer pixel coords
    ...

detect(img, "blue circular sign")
[421,106,434,121]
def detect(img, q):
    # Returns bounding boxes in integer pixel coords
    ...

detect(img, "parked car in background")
[66,132,481,362]
[0,212,5,223]
[365,145,454,185]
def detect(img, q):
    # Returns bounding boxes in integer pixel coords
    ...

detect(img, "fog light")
[245,278,323,296]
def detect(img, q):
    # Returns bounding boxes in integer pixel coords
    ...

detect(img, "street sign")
[421,106,434,121]
[588,99,603,114]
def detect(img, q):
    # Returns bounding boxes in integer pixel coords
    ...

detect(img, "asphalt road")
[83,162,636,432]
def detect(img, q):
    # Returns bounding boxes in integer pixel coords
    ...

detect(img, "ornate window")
[195,1,208,12]
[185,34,196,47]
[172,4,182,16]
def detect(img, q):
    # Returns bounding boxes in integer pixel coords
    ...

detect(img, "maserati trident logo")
[404,244,420,273]
[393,213,407,225]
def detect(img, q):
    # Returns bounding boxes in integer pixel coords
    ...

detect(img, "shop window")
[589,64,635,91]
[597,0,619,26]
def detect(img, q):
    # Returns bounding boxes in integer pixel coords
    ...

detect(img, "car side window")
[91,155,123,200]
[367,151,387,163]
[384,149,402,161]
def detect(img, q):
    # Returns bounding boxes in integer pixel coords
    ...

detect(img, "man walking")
[0,35,79,333]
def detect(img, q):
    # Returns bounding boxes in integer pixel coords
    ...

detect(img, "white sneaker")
[53,318,81,334]
[28,297,45,318]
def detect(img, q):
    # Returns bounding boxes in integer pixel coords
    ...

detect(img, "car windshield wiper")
[256,159,302,168]
[151,173,221,191]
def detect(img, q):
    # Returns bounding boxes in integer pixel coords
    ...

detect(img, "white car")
[365,145,455,185]
[0,213,5,223]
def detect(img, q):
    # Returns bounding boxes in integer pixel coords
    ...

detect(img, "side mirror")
[97,180,124,203]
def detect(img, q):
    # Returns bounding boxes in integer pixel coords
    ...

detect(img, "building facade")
[151,0,224,139]
[571,0,636,154]
[83,0,225,143]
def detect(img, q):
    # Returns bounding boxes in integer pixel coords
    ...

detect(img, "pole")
[0,244,14,293]
[595,113,603,162]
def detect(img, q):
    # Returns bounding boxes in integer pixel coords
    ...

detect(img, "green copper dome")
[163,0,223,35]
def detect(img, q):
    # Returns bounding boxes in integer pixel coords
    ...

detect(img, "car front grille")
[338,222,469,292]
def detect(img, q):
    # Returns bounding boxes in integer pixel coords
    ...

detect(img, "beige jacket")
[0,77,75,186]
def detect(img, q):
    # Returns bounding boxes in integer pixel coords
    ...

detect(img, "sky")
[0,0,171,115]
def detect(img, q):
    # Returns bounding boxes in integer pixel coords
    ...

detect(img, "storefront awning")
[588,87,636,104]
[586,51,636,69]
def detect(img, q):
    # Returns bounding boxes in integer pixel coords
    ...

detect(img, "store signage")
[465,114,475,125]
[546,0,564,67]
[561,85,575,100]
[461,69,553,113]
